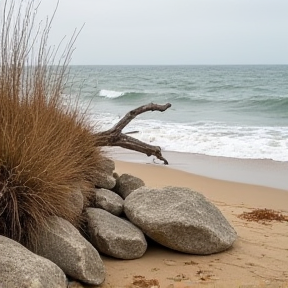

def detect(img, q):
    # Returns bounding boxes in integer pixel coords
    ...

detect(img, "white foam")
[93,115,288,162]
[98,89,124,98]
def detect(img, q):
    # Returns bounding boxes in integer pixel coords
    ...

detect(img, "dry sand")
[99,152,288,288]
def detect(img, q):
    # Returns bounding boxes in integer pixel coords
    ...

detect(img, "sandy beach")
[99,149,288,288]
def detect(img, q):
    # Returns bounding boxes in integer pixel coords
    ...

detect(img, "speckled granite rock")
[124,186,237,255]
[85,208,147,259]
[0,235,67,288]
[35,216,105,285]
[114,173,145,199]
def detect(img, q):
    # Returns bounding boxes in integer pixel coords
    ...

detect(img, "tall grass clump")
[0,0,106,249]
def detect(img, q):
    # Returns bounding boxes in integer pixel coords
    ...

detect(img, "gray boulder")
[85,208,147,259]
[35,216,105,285]
[114,173,145,199]
[124,186,237,255]
[0,235,67,288]
[94,157,116,189]
[67,186,84,218]
[93,188,124,216]
[94,172,116,190]
[101,156,115,174]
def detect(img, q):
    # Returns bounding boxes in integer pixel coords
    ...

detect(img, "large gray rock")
[85,208,147,259]
[35,216,105,285]
[114,173,145,199]
[0,235,67,288]
[92,188,124,216]
[124,186,237,255]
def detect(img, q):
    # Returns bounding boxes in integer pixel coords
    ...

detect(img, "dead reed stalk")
[0,0,106,249]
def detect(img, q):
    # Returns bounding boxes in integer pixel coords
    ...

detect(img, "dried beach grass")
[0,0,106,249]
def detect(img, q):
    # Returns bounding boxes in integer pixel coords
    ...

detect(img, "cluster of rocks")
[0,158,237,288]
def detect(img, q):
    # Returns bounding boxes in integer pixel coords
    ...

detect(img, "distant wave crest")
[251,97,288,108]
[237,97,288,114]
[98,89,125,98]
[98,89,149,101]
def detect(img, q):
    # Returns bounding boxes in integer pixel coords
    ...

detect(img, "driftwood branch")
[96,103,171,164]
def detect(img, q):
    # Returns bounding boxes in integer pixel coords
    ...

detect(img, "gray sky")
[36,0,288,65]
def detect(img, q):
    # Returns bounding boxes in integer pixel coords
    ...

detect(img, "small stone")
[92,188,124,216]
[94,157,116,189]
[94,172,116,190]
[114,173,145,199]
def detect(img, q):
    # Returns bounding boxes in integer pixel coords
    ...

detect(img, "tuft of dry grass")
[0,0,107,249]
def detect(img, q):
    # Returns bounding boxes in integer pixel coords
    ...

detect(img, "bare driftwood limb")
[96,103,171,165]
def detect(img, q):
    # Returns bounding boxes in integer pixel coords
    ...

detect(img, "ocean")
[64,65,288,162]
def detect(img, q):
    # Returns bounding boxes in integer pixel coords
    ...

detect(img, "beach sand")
[99,150,288,288]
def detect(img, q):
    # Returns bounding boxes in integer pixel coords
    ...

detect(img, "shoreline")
[113,159,288,212]
[106,147,288,191]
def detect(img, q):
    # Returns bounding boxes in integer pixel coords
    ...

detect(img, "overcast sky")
[35,0,288,65]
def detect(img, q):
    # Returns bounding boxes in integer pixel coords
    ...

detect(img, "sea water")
[64,65,288,162]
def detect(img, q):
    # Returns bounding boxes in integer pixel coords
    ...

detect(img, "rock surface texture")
[93,188,124,216]
[94,157,116,189]
[35,216,105,285]
[67,186,84,219]
[0,235,67,288]
[124,186,237,254]
[114,173,145,199]
[86,208,147,259]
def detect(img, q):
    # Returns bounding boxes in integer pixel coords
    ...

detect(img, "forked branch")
[96,103,171,164]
